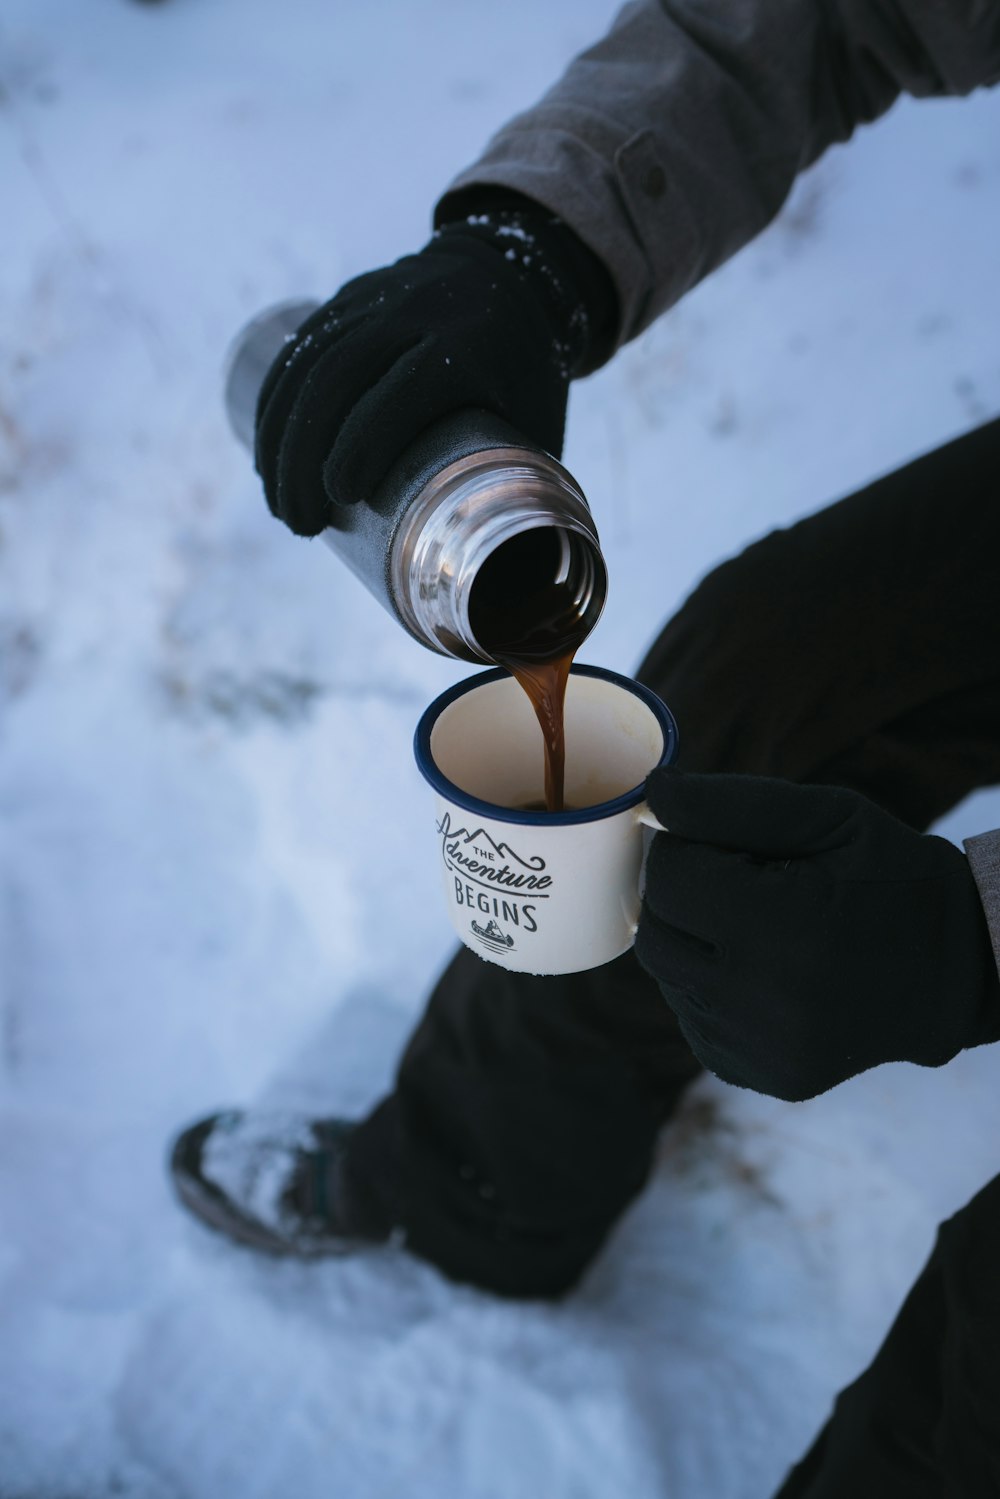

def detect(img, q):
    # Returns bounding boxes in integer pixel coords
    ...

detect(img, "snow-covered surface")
[2,2,1000,1494]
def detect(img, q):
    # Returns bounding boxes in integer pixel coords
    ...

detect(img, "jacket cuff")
[965,829,1000,987]
[437,116,698,356]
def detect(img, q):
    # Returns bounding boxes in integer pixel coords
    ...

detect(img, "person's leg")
[773,1172,1000,1498]
[639,413,1000,828]
[357,946,701,1296]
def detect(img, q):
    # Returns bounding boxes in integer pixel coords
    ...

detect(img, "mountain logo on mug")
[436,812,552,899]
[437,813,547,871]
[470,919,516,951]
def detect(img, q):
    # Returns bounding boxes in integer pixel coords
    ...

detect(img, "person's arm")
[438,0,1000,350]
[255,0,1000,537]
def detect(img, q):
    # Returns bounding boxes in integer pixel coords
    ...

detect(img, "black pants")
[775,1171,1000,1498]
[347,419,1000,1484]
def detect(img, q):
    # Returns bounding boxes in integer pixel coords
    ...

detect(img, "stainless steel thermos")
[224,301,607,665]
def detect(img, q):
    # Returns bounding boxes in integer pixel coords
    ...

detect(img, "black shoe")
[169,1109,395,1256]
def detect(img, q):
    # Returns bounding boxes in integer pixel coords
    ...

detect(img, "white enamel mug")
[414,664,678,975]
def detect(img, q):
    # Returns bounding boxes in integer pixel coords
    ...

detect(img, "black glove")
[635,769,1000,1101]
[254,194,616,536]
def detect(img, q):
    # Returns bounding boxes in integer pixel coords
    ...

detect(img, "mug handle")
[635,803,668,833]
[628,802,668,937]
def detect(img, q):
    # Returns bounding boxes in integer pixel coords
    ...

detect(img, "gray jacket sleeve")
[439,0,1000,350]
[966,831,1000,989]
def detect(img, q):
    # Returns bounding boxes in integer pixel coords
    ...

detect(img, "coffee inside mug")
[427,668,668,816]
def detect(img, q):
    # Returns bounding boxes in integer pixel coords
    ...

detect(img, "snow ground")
[1,2,1000,1495]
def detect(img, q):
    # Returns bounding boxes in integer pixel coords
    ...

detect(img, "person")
[170,0,1000,1491]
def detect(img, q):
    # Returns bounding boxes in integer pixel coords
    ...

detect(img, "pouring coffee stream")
[466,525,585,811]
[224,301,608,812]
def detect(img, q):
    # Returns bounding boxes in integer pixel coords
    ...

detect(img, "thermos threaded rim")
[390,447,607,662]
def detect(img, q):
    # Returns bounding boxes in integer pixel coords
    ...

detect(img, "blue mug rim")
[413,662,679,827]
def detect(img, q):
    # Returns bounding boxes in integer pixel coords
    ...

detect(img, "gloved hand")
[635,769,1000,1101]
[254,195,615,536]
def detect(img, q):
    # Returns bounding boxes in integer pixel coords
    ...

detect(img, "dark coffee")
[468,529,585,812]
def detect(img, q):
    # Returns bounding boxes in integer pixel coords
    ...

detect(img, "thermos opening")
[467,526,607,662]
